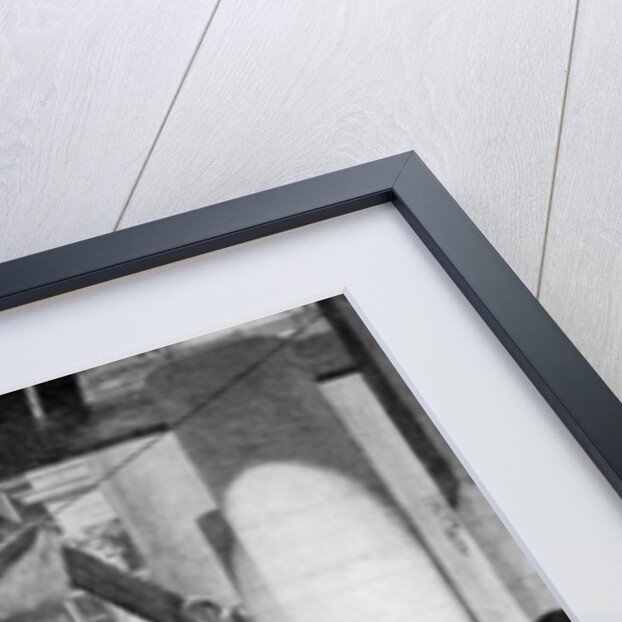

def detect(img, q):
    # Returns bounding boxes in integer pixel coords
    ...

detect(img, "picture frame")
[1,151,621,622]
[1,149,620,504]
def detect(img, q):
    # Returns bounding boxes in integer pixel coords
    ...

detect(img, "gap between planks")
[534,0,581,299]
[113,0,225,232]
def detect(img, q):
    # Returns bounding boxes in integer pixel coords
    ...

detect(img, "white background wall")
[2,0,619,403]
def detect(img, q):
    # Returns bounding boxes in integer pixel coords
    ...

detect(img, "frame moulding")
[1,151,621,501]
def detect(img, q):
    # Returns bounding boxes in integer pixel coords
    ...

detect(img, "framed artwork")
[0,152,619,621]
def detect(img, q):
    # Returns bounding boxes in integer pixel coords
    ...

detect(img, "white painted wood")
[320,374,529,622]
[538,0,622,400]
[95,434,240,604]
[320,300,558,618]
[0,0,217,262]
[119,0,575,289]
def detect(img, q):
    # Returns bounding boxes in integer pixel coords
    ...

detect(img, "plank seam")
[534,0,581,299]
[113,0,225,232]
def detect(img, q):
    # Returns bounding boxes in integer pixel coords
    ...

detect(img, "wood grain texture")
[0,0,217,262]
[119,0,576,290]
[538,1,622,399]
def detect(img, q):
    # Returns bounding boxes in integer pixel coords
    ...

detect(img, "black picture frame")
[1,150,620,502]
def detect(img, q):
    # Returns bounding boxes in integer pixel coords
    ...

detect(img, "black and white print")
[0,297,567,622]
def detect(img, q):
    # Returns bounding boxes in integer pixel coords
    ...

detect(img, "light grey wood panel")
[0,0,218,262]
[119,0,576,290]
[538,1,622,399]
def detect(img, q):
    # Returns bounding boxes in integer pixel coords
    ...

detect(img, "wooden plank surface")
[0,0,218,262]
[63,546,193,622]
[118,0,576,290]
[538,0,622,399]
